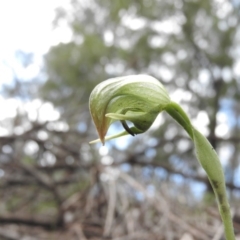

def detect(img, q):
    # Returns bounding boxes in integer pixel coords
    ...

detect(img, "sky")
[0,0,71,86]
[0,0,72,135]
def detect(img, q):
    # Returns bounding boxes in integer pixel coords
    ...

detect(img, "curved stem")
[165,101,235,240]
[164,101,193,139]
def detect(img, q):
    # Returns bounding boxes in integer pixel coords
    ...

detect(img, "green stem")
[164,101,193,139]
[165,101,235,240]
[193,128,235,240]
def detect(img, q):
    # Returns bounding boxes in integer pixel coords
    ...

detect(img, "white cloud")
[0,0,71,55]
[0,0,72,87]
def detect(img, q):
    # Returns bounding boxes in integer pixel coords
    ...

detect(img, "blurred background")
[0,0,240,239]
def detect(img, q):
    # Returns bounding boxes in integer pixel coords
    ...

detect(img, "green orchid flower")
[89,75,171,144]
[89,75,235,239]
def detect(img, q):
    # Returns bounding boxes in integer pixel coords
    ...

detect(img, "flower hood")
[89,75,170,144]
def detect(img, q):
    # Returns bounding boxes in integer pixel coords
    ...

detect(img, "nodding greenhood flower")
[89,75,171,144]
[89,75,236,240]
